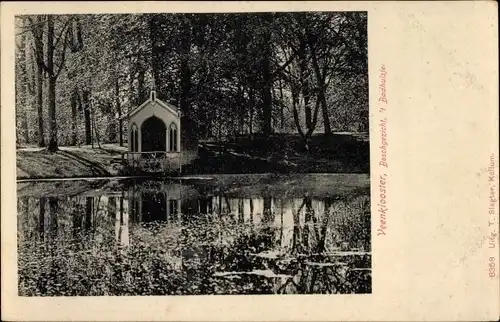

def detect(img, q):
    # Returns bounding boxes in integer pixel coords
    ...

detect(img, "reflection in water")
[17,179,371,296]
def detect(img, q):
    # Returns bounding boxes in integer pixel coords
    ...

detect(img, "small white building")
[123,87,184,172]
[127,88,181,154]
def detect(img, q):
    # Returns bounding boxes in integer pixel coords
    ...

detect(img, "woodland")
[15,12,368,153]
[15,12,371,298]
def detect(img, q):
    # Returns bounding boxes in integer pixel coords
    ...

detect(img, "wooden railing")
[122,151,182,174]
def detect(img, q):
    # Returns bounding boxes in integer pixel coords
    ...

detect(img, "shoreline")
[17,172,370,183]
[17,134,369,180]
[17,173,371,199]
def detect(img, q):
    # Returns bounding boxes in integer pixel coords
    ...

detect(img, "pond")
[17,174,371,296]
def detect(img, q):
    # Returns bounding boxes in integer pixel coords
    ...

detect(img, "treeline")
[15,12,368,151]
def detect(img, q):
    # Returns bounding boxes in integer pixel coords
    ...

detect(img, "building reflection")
[17,181,371,295]
[121,183,370,253]
[127,181,183,223]
[19,184,369,256]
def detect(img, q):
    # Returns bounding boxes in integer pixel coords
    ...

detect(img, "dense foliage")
[15,12,368,151]
[18,187,371,296]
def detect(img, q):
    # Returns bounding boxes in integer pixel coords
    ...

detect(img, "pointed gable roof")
[122,96,180,120]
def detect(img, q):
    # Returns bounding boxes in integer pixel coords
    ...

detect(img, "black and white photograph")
[14,11,370,296]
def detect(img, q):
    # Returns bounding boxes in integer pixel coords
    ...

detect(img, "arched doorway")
[141,116,166,152]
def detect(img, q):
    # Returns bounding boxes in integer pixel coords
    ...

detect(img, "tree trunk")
[261,51,272,137]
[291,88,309,150]
[47,78,58,151]
[319,87,332,135]
[115,79,123,146]
[23,105,29,144]
[70,88,78,145]
[260,14,273,137]
[298,41,312,131]
[91,101,101,148]
[278,78,285,130]
[18,26,29,144]
[108,102,116,142]
[31,16,46,147]
[304,89,312,131]
[36,58,45,147]
[75,89,83,146]
[46,16,58,152]
[310,47,332,136]
[82,90,92,145]
[27,49,37,144]
[292,79,321,151]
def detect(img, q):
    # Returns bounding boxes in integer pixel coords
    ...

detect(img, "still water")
[17,174,371,296]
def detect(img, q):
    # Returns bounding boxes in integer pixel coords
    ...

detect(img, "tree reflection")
[72,198,83,239]
[48,197,59,240]
[85,197,92,232]
[18,181,371,296]
[37,198,48,240]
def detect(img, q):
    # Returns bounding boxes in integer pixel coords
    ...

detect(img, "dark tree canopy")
[14,12,368,149]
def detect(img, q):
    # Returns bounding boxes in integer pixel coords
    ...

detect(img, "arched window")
[169,123,178,152]
[131,124,138,152]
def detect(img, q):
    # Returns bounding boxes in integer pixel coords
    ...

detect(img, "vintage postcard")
[1,1,498,321]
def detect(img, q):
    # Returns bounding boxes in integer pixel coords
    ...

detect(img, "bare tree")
[26,15,72,151]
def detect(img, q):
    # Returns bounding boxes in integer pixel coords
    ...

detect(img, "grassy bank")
[16,133,369,179]
[16,144,126,180]
[192,133,369,174]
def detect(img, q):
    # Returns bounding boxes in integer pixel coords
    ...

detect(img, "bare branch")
[15,29,33,37]
[53,17,72,50]
[16,17,47,29]
[271,50,299,78]
[29,16,50,74]
[54,26,71,79]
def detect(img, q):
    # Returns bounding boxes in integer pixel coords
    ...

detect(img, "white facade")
[126,90,181,153]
